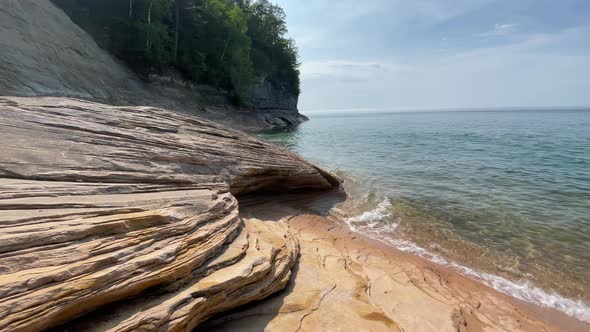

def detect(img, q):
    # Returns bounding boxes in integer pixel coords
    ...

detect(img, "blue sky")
[273,0,590,111]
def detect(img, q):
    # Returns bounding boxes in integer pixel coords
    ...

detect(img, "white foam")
[338,197,590,323]
[344,198,392,225]
[391,238,590,323]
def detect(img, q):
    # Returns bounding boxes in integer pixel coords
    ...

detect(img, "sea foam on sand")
[340,197,590,323]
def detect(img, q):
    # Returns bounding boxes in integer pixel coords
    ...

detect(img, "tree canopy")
[52,0,300,102]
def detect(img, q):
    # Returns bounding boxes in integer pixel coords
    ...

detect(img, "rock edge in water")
[0,96,338,331]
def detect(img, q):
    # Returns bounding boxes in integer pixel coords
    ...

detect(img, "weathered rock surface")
[201,204,590,332]
[0,0,306,130]
[0,0,142,100]
[0,96,337,331]
[243,77,299,111]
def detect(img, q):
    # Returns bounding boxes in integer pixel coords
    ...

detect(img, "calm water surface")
[260,109,590,321]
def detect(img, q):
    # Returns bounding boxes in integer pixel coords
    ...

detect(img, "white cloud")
[273,0,590,110]
[475,23,518,38]
[299,27,590,111]
[275,0,497,51]
[301,60,414,80]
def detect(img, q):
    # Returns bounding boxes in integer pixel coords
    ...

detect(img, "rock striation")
[0,96,337,331]
[202,211,586,332]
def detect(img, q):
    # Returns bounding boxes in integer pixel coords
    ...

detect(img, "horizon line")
[301,106,590,114]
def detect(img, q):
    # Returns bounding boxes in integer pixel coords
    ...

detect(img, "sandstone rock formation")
[0,96,337,331]
[202,210,587,332]
[0,0,306,130]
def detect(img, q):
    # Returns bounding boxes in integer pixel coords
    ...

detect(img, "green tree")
[226,6,255,100]
[135,0,172,67]
[244,0,300,95]
[53,0,300,103]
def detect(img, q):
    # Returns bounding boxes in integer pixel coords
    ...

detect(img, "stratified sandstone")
[202,203,590,332]
[0,97,337,331]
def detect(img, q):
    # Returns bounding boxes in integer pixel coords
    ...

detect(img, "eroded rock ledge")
[0,97,337,331]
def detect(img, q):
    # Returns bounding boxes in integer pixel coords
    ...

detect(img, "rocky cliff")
[0,97,337,331]
[0,0,306,130]
[0,0,143,100]
[243,77,299,111]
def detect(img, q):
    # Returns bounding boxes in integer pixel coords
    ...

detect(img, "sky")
[273,0,590,111]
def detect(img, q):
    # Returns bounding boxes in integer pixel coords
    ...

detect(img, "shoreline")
[202,197,590,331]
[332,213,590,331]
[336,197,590,324]
[335,216,590,330]
[257,108,590,318]
[311,168,590,324]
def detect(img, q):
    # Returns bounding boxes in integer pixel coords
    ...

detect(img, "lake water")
[259,109,590,322]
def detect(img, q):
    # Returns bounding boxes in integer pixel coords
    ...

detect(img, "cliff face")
[0,0,143,100]
[0,96,337,331]
[244,77,299,111]
[0,0,305,130]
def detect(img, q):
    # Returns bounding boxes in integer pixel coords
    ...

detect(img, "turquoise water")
[260,109,590,321]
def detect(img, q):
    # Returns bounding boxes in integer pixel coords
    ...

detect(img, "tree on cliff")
[244,0,300,95]
[52,0,300,103]
[173,0,181,61]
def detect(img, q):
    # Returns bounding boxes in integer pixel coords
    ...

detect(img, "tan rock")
[0,97,337,331]
[202,203,590,332]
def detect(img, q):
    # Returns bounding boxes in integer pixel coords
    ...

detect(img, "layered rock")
[0,97,337,331]
[202,211,585,332]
